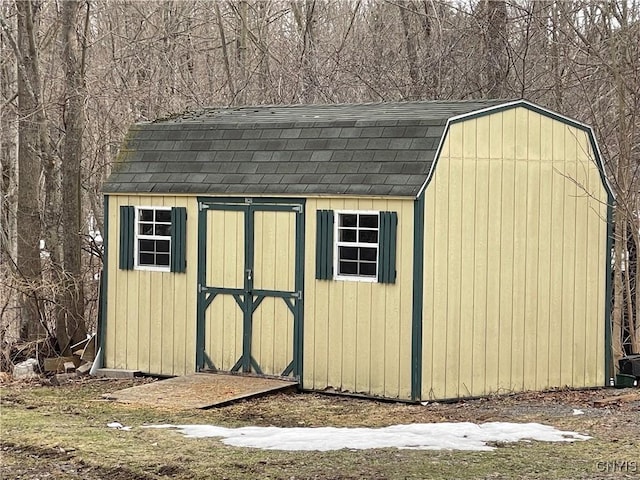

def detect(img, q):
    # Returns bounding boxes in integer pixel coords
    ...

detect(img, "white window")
[334,211,379,281]
[135,207,171,271]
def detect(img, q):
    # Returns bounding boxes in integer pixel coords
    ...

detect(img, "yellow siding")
[105,195,198,376]
[303,198,414,400]
[252,298,294,375]
[204,209,244,371]
[254,210,296,292]
[422,107,608,400]
[251,210,297,376]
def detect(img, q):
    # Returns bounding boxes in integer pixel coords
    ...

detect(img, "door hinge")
[293,290,303,300]
[198,283,203,293]
[293,205,303,213]
[199,202,209,211]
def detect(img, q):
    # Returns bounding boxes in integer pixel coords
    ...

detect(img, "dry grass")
[1,377,639,479]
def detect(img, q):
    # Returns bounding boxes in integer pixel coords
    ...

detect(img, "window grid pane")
[136,207,171,269]
[336,212,379,279]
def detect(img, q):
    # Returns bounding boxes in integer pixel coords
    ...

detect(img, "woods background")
[0,0,638,373]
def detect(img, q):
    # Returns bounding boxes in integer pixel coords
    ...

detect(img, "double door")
[196,198,304,378]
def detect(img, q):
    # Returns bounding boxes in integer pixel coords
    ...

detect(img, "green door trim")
[196,197,305,382]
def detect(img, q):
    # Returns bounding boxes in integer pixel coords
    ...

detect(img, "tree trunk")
[291,0,317,103]
[233,0,249,105]
[59,0,87,351]
[484,0,508,98]
[398,1,421,100]
[215,2,235,103]
[16,0,44,341]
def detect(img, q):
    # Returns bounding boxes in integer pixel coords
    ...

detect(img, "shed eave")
[102,190,419,200]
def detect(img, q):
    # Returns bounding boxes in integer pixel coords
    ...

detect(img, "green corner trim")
[98,195,109,368]
[604,195,614,384]
[411,193,425,401]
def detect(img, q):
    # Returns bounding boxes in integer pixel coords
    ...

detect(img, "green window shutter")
[378,211,398,284]
[118,206,134,270]
[170,207,187,273]
[315,209,334,280]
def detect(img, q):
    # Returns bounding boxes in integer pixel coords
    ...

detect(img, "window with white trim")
[335,211,379,281]
[135,207,171,270]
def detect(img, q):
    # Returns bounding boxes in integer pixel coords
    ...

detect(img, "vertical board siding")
[252,298,294,375]
[254,210,295,292]
[105,195,198,376]
[303,198,414,400]
[205,209,244,371]
[252,210,297,375]
[422,107,608,400]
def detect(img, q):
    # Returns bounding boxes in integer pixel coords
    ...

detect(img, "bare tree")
[481,0,508,98]
[14,0,44,341]
[58,0,88,351]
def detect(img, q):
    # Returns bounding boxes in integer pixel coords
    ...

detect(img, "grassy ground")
[1,377,639,479]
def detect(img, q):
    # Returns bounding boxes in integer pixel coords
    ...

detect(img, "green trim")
[604,195,614,383]
[294,202,305,384]
[411,193,425,401]
[197,197,305,209]
[204,292,217,309]
[203,352,215,370]
[315,210,333,280]
[231,357,243,372]
[378,211,398,284]
[282,361,294,377]
[98,195,109,368]
[195,202,208,370]
[252,295,266,313]
[242,205,254,372]
[252,288,299,298]
[170,207,187,273]
[233,294,245,311]
[250,356,263,375]
[283,297,295,315]
[118,205,134,270]
[202,286,245,296]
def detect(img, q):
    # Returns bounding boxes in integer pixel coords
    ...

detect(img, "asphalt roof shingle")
[104,100,508,197]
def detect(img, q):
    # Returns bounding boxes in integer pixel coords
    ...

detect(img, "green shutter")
[118,206,134,270]
[378,211,397,284]
[315,209,334,280]
[170,207,187,273]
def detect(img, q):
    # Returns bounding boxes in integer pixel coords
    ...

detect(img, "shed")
[101,100,612,401]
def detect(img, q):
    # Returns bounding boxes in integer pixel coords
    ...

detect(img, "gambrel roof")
[103,100,510,197]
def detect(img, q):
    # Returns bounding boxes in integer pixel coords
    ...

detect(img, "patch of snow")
[572,409,585,415]
[108,422,131,431]
[144,422,590,451]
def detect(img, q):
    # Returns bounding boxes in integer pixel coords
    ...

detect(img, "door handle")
[246,269,252,281]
